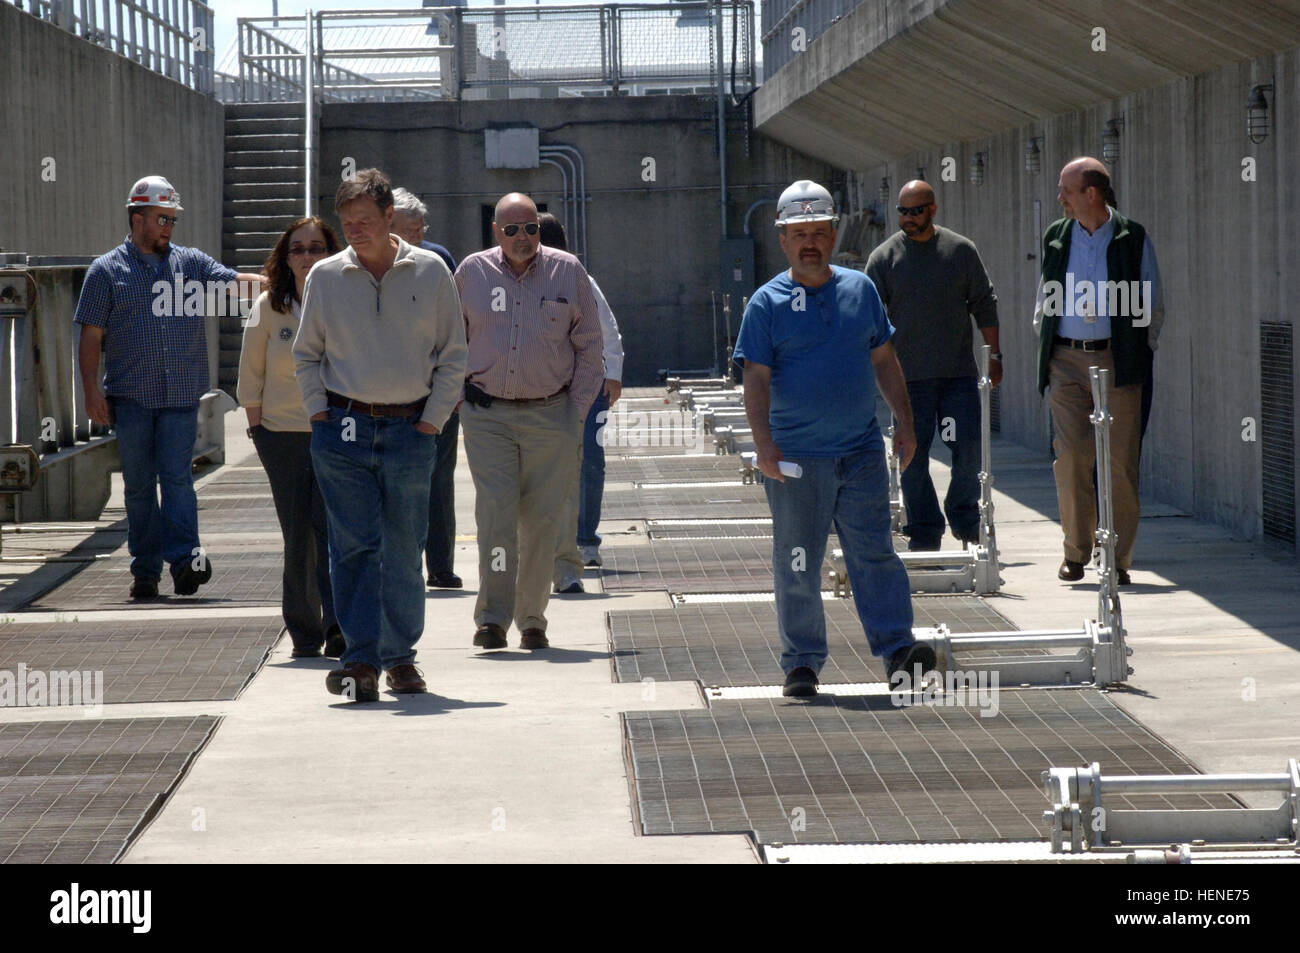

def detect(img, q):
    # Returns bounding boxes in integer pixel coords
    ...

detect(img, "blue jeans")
[310,406,437,671]
[577,391,609,548]
[110,398,200,582]
[764,442,914,675]
[901,377,981,548]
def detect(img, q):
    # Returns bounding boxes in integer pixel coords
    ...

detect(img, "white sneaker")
[580,545,602,567]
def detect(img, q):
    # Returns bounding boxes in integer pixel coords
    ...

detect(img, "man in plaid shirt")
[75,175,262,599]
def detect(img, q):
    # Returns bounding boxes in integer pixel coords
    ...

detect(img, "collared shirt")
[73,238,239,408]
[1037,208,1163,343]
[589,276,625,382]
[734,266,894,457]
[455,245,604,410]
[293,236,467,430]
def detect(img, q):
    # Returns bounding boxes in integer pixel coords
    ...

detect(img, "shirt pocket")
[539,300,571,358]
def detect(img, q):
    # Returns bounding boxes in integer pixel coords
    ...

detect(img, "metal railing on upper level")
[760,0,859,79]
[6,0,215,94]
[227,3,755,104]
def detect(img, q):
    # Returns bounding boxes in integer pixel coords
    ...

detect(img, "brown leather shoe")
[386,664,427,693]
[1058,559,1085,582]
[473,623,508,649]
[519,627,549,650]
[325,662,379,702]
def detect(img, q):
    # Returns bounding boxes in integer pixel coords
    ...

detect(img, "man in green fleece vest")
[1034,157,1164,586]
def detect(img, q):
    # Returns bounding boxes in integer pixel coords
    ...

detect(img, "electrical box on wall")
[484,125,539,169]
[719,238,755,307]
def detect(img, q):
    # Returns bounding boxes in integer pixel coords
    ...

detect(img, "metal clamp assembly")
[1042,760,1300,853]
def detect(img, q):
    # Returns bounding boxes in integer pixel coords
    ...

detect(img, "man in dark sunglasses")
[454,192,603,652]
[866,180,1000,553]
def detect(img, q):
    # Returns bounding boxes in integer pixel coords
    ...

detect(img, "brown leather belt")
[1054,335,1109,352]
[487,385,568,405]
[326,390,424,418]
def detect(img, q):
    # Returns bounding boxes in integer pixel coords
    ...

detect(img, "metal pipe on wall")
[713,0,728,239]
[304,8,315,217]
[539,156,571,249]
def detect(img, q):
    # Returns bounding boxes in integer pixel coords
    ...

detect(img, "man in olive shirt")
[866,180,1000,551]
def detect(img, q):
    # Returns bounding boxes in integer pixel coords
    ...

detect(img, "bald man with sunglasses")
[454,193,604,652]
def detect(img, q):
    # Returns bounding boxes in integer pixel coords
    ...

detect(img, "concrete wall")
[858,46,1298,541]
[318,96,836,383]
[0,3,225,261]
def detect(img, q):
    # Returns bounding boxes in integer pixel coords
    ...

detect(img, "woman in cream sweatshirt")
[238,217,343,658]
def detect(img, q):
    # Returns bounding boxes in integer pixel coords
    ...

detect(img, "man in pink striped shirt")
[455,192,604,650]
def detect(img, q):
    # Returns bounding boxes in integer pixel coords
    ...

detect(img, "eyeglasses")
[156,214,180,227]
[288,245,329,258]
[498,222,539,237]
[896,204,930,217]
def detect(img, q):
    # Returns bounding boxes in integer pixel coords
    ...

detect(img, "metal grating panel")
[989,385,1001,434]
[607,455,748,483]
[0,617,283,703]
[1261,322,1296,547]
[649,518,774,539]
[601,537,837,593]
[26,551,285,610]
[609,599,1018,686]
[623,692,1239,844]
[0,716,218,863]
[601,484,769,520]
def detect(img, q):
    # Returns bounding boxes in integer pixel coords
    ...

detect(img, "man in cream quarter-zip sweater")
[294,168,467,702]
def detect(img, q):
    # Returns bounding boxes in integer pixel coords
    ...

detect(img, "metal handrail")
[9,0,214,94]
[229,3,754,103]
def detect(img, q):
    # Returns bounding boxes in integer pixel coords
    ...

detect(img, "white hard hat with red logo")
[125,175,184,211]
[775,180,838,227]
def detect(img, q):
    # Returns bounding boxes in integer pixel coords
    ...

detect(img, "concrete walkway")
[4,410,1298,862]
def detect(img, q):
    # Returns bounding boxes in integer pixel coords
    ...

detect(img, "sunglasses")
[156,214,180,227]
[288,245,329,258]
[896,204,930,217]
[498,222,539,237]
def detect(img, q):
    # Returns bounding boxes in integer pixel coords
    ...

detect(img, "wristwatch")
[989,352,1003,362]
[246,425,260,439]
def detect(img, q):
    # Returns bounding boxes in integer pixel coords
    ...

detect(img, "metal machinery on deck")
[1043,759,1300,854]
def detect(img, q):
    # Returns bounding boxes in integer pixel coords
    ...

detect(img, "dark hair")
[537,212,567,251]
[1081,168,1117,208]
[335,168,394,214]
[263,217,342,314]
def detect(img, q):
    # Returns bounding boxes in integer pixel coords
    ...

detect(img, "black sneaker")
[782,666,818,697]
[129,577,159,600]
[886,642,938,688]
[323,625,346,659]
[172,554,213,596]
[291,643,323,659]
[428,571,463,589]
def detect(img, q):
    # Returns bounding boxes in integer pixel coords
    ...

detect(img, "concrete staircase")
[219,102,307,393]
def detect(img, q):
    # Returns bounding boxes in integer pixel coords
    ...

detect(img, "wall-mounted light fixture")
[1102,117,1125,165]
[1024,137,1044,174]
[915,166,926,182]
[1248,82,1275,144]
[878,176,891,203]
[969,151,987,185]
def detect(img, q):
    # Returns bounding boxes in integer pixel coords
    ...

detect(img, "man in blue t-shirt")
[734,180,936,697]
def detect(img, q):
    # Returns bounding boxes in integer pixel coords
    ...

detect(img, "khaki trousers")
[1048,346,1142,569]
[461,393,578,632]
